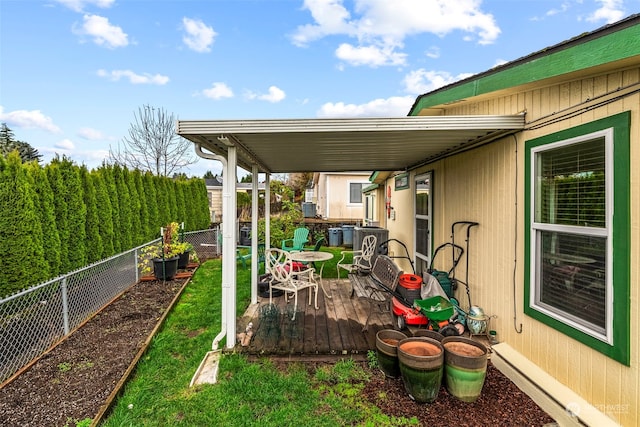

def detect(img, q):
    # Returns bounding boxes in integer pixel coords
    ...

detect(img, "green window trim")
[524,111,630,366]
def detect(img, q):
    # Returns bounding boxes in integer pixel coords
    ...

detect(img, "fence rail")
[0,228,219,384]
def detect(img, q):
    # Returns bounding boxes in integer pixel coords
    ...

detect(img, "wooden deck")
[234,277,394,358]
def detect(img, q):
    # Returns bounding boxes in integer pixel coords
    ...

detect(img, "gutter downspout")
[194,143,233,351]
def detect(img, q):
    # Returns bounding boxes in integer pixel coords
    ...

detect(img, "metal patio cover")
[177,115,525,174]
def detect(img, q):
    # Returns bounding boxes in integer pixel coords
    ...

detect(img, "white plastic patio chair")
[265,248,319,320]
[337,234,377,281]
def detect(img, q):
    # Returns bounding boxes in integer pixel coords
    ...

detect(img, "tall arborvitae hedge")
[80,166,103,264]
[0,153,211,297]
[92,171,115,259]
[25,161,61,276]
[143,171,160,240]
[0,153,48,294]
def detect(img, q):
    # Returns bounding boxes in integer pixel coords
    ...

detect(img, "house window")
[525,112,630,365]
[349,182,366,204]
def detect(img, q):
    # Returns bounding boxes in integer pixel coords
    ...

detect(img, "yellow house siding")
[410,67,639,425]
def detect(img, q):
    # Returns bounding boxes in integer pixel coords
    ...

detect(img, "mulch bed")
[360,362,556,426]
[0,267,556,427]
[0,276,188,427]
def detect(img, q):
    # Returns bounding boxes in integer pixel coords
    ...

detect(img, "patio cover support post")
[223,146,238,349]
[264,173,270,251]
[250,164,259,305]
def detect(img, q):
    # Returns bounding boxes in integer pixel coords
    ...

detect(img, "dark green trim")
[410,23,640,115]
[395,173,410,190]
[524,111,631,365]
[362,183,379,193]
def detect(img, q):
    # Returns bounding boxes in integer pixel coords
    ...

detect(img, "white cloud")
[97,69,169,85]
[245,86,286,103]
[425,46,440,59]
[55,0,115,13]
[317,96,414,118]
[292,0,500,67]
[77,127,107,140]
[336,43,407,67]
[202,82,234,100]
[586,0,625,24]
[55,139,76,150]
[0,106,62,133]
[73,14,128,49]
[403,69,473,95]
[182,17,216,53]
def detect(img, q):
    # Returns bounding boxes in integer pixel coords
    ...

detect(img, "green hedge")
[0,155,211,298]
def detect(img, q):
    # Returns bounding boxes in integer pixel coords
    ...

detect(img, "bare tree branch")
[108,105,197,176]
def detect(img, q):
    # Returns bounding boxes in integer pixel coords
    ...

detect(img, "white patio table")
[289,251,334,298]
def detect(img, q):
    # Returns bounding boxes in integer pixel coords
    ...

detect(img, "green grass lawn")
[102,248,416,426]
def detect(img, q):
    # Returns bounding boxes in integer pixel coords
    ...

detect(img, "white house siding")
[397,67,639,425]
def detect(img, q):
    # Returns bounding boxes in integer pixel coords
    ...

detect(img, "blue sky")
[0,0,635,177]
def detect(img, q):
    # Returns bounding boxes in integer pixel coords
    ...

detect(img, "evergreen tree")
[124,168,143,246]
[166,177,178,223]
[92,170,115,258]
[0,123,42,163]
[45,159,70,271]
[0,153,48,296]
[113,165,132,250]
[25,161,61,276]
[132,169,150,242]
[143,171,160,239]
[80,166,103,263]
[175,178,186,226]
[99,165,121,253]
[154,175,170,226]
[52,156,87,271]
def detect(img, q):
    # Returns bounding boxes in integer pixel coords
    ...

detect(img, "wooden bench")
[349,255,403,331]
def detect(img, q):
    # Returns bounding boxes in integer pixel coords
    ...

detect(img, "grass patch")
[102,255,410,426]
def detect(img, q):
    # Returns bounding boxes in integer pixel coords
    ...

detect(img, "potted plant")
[139,223,184,280]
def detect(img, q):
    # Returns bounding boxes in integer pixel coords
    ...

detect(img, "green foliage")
[91,170,115,259]
[99,165,122,253]
[0,153,48,294]
[0,123,42,163]
[113,165,132,250]
[142,171,159,239]
[80,166,103,263]
[25,161,61,276]
[367,350,379,370]
[124,168,143,246]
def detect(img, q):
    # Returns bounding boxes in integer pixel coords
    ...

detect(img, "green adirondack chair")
[281,227,309,252]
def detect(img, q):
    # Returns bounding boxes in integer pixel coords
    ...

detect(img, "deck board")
[235,278,395,357]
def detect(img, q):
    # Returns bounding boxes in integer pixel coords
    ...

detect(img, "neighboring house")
[311,172,370,220]
[368,15,638,426]
[205,177,266,223]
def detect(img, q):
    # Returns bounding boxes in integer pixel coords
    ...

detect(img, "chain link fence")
[0,227,219,384]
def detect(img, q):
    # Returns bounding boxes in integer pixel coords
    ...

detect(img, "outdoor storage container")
[353,226,388,264]
[328,228,343,246]
[398,273,422,304]
[239,226,251,246]
[302,202,316,218]
[341,225,355,247]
